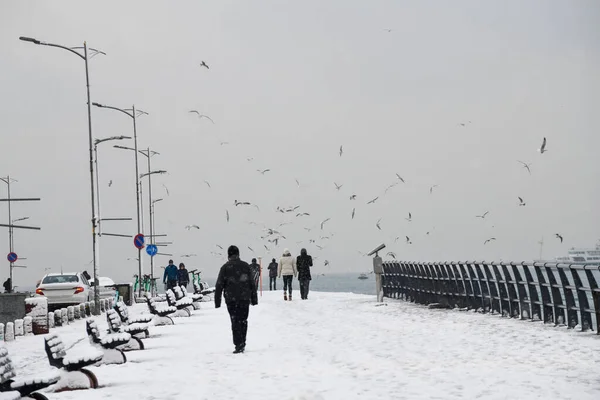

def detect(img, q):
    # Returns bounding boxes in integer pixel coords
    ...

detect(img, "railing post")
[373,255,383,302]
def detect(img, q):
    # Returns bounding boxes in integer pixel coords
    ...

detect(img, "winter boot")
[289,292,292,301]
[284,292,288,301]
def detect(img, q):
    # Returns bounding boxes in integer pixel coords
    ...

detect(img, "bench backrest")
[0,347,16,385]
[193,282,201,294]
[106,309,122,332]
[166,290,177,307]
[44,334,66,369]
[86,320,102,344]
[114,302,129,323]
[173,286,184,300]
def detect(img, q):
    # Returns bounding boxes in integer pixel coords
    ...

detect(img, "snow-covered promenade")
[4,291,600,400]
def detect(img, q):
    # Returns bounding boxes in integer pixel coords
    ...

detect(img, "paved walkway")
[5,291,600,399]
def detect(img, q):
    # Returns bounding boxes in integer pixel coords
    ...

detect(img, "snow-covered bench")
[172,287,196,313]
[113,301,153,337]
[193,281,215,300]
[105,310,145,351]
[180,286,203,310]
[0,346,60,400]
[44,334,102,391]
[146,298,175,326]
[85,320,128,365]
[166,289,193,317]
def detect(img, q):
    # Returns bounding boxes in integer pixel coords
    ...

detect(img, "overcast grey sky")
[1,1,599,286]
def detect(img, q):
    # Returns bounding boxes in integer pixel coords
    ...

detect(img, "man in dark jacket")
[249,258,260,293]
[163,260,178,291]
[215,245,258,354]
[178,263,190,289]
[296,248,313,300]
[267,258,278,290]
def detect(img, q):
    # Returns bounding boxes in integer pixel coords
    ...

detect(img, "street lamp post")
[19,36,105,314]
[151,197,163,294]
[93,103,148,297]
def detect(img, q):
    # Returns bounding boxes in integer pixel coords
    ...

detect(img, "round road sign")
[146,244,158,257]
[134,234,145,249]
[7,252,17,263]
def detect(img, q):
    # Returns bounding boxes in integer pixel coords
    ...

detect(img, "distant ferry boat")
[554,242,600,263]
[358,273,368,280]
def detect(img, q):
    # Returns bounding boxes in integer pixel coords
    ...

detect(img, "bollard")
[89,301,95,315]
[74,305,80,319]
[67,306,75,322]
[5,322,14,342]
[47,312,55,329]
[100,299,106,312]
[373,255,384,303]
[54,310,62,327]
[0,323,4,341]
[80,304,86,318]
[14,319,24,337]
[25,297,49,335]
[61,308,68,326]
[23,316,33,336]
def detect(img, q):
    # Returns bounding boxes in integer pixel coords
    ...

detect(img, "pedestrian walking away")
[267,258,278,291]
[278,248,297,301]
[249,258,260,293]
[178,263,190,289]
[296,248,313,300]
[214,245,258,354]
[3,278,11,294]
[163,260,178,291]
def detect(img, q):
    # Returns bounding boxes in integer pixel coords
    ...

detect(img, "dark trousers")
[166,280,177,291]
[226,302,250,348]
[283,275,293,294]
[179,281,189,289]
[299,279,310,299]
[269,277,276,291]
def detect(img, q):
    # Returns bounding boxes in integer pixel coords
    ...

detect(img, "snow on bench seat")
[10,370,60,389]
[62,347,103,367]
[100,332,131,346]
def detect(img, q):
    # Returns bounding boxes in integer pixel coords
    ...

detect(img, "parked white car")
[36,272,118,308]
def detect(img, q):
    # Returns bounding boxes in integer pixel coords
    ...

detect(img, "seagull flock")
[139,55,563,267]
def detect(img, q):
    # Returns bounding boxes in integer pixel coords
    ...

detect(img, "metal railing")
[381,261,600,333]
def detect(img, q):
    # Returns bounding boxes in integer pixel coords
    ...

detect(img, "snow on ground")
[2,291,600,399]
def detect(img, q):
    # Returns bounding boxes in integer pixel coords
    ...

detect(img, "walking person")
[215,245,258,354]
[163,259,178,291]
[249,258,260,293]
[278,248,296,301]
[178,263,190,289]
[267,258,278,290]
[296,248,313,300]
[3,278,11,294]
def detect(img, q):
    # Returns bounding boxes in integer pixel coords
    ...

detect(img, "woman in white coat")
[278,248,297,301]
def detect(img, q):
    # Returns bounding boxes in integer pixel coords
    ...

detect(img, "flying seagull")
[216,244,224,250]
[189,110,215,124]
[518,197,526,206]
[517,160,532,175]
[555,233,563,243]
[264,244,270,251]
[476,211,489,219]
[108,180,113,187]
[162,184,170,196]
[405,212,412,222]
[181,254,197,258]
[376,218,382,231]
[296,212,310,217]
[406,236,412,244]
[387,252,396,259]
[384,182,398,194]
[324,260,330,267]
[430,185,438,194]
[185,225,200,230]
[248,246,255,253]
[226,210,230,222]
[316,245,324,250]
[351,208,355,219]
[234,200,252,207]
[383,28,392,32]
[367,197,379,205]
[204,180,211,188]
[295,179,300,187]
[247,157,254,162]
[484,237,496,245]
[220,141,229,146]
[257,169,270,175]
[200,61,209,69]
[320,218,331,230]
[334,182,343,191]
[339,145,343,157]
[395,174,405,183]
[538,137,548,154]
[349,194,357,200]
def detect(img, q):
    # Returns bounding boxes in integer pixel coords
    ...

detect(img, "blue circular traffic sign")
[7,252,17,263]
[146,244,158,257]
[134,234,145,249]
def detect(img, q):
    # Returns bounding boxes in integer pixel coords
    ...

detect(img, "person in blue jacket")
[163,259,178,291]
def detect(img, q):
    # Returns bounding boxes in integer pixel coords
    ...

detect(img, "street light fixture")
[93,102,148,298]
[19,35,105,315]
